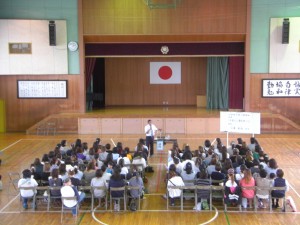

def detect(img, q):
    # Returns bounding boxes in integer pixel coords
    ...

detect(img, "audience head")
[95,169,103,178]
[269,172,276,179]
[22,169,32,179]
[268,158,278,169]
[276,169,284,178]
[51,168,59,179]
[259,169,267,178]
[185,162,193,174]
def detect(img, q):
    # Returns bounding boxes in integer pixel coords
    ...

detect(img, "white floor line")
[0,194,20,212]
[289,184,300,199]
[199,206,219,225]
[92,206,109,225]
[0,139,23,152]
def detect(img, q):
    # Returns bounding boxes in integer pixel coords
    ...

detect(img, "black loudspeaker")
[282,18,289,44]
[49,21,56,46]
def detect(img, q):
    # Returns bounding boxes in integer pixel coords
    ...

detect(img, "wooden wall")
[0,0,250,132]
[105,57,207,106]
[82,0,247,36]
[0,75,84,132]
[250,73,300,125]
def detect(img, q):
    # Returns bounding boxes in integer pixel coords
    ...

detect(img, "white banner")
[220,111,261,134]
[150,62,181,84]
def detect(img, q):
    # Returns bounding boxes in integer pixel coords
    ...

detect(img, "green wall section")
[0,0,79,74]
[0,100,5,132]
[251,0,300,73]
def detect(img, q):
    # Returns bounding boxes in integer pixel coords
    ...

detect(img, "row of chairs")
[18,184,142,213]
[167,181,288,212]
[36,122,56,135]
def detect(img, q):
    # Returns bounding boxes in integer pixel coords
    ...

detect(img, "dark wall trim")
[85,42,244,57]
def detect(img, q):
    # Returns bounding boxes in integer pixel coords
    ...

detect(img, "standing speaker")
[49,21,56,46]
[282,18,289,44]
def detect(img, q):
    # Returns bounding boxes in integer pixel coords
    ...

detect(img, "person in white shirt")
[167,170,185,206]
[144,119,158,157]
[91,169,107,206]
[132,152,147,172]
[60,177,85,216]
[18,169,38,209]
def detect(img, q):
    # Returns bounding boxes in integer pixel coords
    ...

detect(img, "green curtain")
[206,57,229,110]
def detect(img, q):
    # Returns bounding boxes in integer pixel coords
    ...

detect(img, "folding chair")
[18,186,37,211]
[196,184,212,211]
[35,186,49,211]
[126,186,142,211]
[210,185,225,210]
[46,122,56,135]
[48,186,62,211]
[110,186,126,211]
[167,185,184,210]
[91,186,107,211]
[78,186,93,212]
[270,186,287,212]
[8,172,21,196]
[253,186,268,211]
[36,123,47,135]
[181,185,197,211]
[61,196,79,223]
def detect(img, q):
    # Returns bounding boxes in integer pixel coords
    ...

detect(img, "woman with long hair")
[224,168,241,207]
[240,168,255,208]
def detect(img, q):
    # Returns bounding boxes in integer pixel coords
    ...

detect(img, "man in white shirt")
[144,119,158,157]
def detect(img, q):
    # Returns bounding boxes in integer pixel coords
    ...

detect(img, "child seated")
[271,169,289,208]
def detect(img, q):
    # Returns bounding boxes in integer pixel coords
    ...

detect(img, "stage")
[26,106,300,135]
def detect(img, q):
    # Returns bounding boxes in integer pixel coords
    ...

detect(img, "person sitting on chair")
[271,169,289,209]
[128,172,144,211]
[18,169,38,209]
[60,177,85,216]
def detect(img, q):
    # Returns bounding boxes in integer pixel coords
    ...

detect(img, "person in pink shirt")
[240,168,255,209]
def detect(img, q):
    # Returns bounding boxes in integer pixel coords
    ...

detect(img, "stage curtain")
[85,58,96,90]
[229,57,244,109]
[206,57,229,110]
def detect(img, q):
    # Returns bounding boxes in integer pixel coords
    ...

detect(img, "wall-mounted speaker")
[49,21,56,46]
[282,18,289,44]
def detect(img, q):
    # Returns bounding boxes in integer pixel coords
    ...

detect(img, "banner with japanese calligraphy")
[262,79,300,97]
[17,80,68,98]
[220,111,261,134]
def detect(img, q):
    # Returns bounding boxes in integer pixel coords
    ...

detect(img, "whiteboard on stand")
[220,112,261,134]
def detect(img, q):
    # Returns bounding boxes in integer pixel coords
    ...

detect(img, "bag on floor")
[130,199,137,211]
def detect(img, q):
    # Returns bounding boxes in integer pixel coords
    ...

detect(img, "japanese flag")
[150,62,181,84]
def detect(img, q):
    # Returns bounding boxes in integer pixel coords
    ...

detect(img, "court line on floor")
[289,184,300,199]
[0,139,23,152]
[199,206,219,225]
[0,194,20,212]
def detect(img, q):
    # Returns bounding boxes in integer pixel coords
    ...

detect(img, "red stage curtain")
[85,58,96,90]
[229,57,244,109]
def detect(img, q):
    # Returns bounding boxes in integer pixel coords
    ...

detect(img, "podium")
[154,138,178,151]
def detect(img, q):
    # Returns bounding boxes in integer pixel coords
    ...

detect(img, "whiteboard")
[17,80,68,98]
[220,111,261,134]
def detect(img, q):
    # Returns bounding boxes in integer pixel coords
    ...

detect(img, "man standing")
[144,119,158,157]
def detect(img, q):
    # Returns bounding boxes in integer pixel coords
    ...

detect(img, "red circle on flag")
[158,66,172,80]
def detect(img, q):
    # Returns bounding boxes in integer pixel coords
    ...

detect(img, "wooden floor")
[1,132,300,224]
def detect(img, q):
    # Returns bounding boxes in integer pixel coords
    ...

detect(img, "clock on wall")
[68,41,78,52]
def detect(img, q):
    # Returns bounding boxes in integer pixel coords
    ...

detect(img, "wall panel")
[105,57,205,106]
[83,0,247,35]
[250,73,300,125]
[0,75,83,131]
